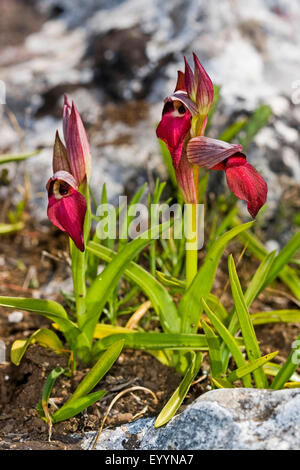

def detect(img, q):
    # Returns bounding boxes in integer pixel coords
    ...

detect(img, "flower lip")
[46,170,86,252]
[46,170,78,196]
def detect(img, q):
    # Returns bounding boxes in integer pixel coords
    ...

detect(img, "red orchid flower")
[156,53,267,217]
[46,97,91,251]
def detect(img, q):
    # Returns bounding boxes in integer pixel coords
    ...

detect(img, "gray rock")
[80,388,300,450]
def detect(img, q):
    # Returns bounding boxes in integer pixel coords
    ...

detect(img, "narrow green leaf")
[205,294,228,322]
[231,217,300,300]
[202,299,251,387]
[218,119,247,142]
[155,352,202,427]
[238,104,272,150]
[68,340,124,404]
[52,391,106,423]
[228,255,268,388]
[158,139,177,188]
[0,150,41,164]
[0,222,24,235]
[212,377,235,389]
[251,309,300,325]
[179,222,254,333]
[263,362,300,382]
[271,334,300,390]
[263,231,300,290]
[86,241,180,334]
[42,367,66,406]
[0,296,79,347]
[201,320,223,378]
[11,328,64,366]
[227,351,278,383]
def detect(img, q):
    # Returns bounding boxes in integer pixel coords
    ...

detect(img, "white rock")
[8,311,24,323]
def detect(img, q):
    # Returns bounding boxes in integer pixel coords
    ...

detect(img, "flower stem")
[185,203,198,288]
[71,181,91,328]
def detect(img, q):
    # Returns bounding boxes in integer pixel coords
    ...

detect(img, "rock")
[80,388,300,450]
[7,311,23,323]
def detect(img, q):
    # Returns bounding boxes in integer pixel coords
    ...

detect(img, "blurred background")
[0,0,300,246]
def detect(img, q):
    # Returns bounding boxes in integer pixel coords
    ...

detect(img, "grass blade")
[0,296,79,347]
[155,352,202,427]
[52,391,106,423]
[68,340,124,404]
[0,150,41,164]
[227,351,278,383]
[202,299,251,387]
[83,221,173,342]
[251,309,300,325]
[179,222,254,333]
[11,328,64,366]
[201,320,223,378]
[228,255,268,388]
[271,334,300,390]
[86,242,180,334]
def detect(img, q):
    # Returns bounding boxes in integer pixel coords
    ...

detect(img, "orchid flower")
[46,96,91,251]
[156,53,267,218]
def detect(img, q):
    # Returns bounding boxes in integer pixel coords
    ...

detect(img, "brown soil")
[0,216,299,450]
[0,0,46,48]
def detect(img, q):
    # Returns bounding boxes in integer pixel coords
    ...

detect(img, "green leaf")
[263,231,300,290]
[212,377,235,389]
[92,331,244,357]
[67,340,124,404]
[231,217,300,300]
[201,320,223,378]
[118,182,148,249]
[84,222,173,342]
[227,351,278,383]
[0,222,24,235]
[222,251,276,368]
[218,119,247,142]
[86,241,180,334]
[52,391,106,423]
[155,352,203,427]
[158,139,177,188]
[179,222,254,333]
[206,84,220,131]
[0,296,79,348]
[11,328,64,366]
[271,334,300,390]
[42,367,66,407]
[228,255,268,388]
[238,104,272,150]
[205,294,228,322]
[263,361,300,382]
[251,309,300,325]
[202,299,251,387]
[0,150,41,164]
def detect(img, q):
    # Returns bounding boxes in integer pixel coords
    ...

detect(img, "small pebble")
[8,311,23,323]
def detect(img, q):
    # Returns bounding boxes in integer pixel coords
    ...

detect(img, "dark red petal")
[174,71,186,92]
[193,53,214,113]
[53,131,71,174]
[187,136,243,169]
[225,157,267,218]
[175,149,198,204]
[63,94,72,143]
[66,101,91,185]
[156,106,191,168]
[184,57,196,98]
[47,182,86,251]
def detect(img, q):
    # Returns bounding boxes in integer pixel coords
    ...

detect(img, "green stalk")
[71,181,91,328]
[185,203,198,288]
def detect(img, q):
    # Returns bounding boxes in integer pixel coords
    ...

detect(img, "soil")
[0,211,299,450]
